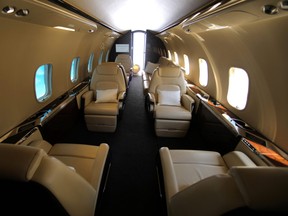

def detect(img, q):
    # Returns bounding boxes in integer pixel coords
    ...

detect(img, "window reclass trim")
[88,52,94,73]
[174,51,179,65]
[70,57,80,83]
[227,67,249,110]
[184,54,190,75]
[98,50,104,65]
[167,50,172,60]
[199,58,208,87]
[35,64,52,102]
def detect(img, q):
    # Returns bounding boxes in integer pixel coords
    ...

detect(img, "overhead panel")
[61,0,216,32]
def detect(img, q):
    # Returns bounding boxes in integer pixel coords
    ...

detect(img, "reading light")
[2,6,15,14]
[262,5,278,15]
[15,9,29,17]
[279,0,288,10]
[54,26,75,32]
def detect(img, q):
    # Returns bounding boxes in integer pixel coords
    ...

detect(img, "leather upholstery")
[0,143,110,216]
[147,65,194,137]
[115,54,133,83]
[159,147,288,215]
[82,62,126,132]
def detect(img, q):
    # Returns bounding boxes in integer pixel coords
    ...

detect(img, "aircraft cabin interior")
[0,0,288,215]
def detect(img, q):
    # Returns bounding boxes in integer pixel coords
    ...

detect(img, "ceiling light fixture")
[207,2,222,12]
[262,5,278,15]
[15,9,29,17]
[2,6,15,14]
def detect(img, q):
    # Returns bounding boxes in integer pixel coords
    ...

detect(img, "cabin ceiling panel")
[181,0,288,34]
[0,0,101,33]
[60,0,215,33]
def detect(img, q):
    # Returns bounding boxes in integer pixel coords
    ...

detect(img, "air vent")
[262,5,278,15]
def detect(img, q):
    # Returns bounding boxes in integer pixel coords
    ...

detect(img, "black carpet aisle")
[95,75,165,216]
[89,74,168,216]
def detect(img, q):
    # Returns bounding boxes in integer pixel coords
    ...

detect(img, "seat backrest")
[148,65,187,102]
[158,56,176,66]
[115,54,133,73]
[90,62,126,99]
[170,166,288,216]
[0,144,97,216]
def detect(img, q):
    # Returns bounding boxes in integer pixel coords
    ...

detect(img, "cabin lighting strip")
[32,0,97,29]
[54,26,75,31]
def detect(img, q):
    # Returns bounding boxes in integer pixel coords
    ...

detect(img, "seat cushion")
[169,150,228,191]
[155,105,191,120]
[49,143,109,189]
[85,102,118,115]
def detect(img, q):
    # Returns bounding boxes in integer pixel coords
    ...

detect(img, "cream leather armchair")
[159,147,288,216]
[82,62,127,132]
[115,54,133,83]
[147,65,194,137]
[0,143,109,216]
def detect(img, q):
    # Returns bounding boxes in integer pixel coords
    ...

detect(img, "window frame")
[227,67,249,110]
[70,57,80,83]
[183,54,190,75]
[35,64,52,102]
[88,53,94,73]
[199,58,208,87]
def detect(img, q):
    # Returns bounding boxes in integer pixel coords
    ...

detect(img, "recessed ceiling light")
[2,6,15,14]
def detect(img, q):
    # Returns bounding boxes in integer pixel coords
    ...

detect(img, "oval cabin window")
[227,67,249,110]
[35,64,52,102]
[199,58,208,87]
[70,57,80,83]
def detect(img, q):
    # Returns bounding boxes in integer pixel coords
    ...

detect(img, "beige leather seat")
[159,147,288,216]
[0,143,109,216]
[115,54,133,83]
[147,65,195,137]
[82,62,127,132]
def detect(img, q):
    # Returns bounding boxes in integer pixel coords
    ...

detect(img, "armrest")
[118,91,126,101]
[81,90,93,107]
[229,167,288,212]
[170,174,244,216]
[28,139,53,153]
[223,151,256,168]
[159,147,179,201]
[181,94,195,113]
[147,92,156,112]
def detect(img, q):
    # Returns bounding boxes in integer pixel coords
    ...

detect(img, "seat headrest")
[115,54,132,61]
[96,62,119,75]
[0,144,46,181]
[158,66,181,77]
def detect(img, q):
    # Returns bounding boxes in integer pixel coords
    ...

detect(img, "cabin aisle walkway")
[96,75,166,216]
